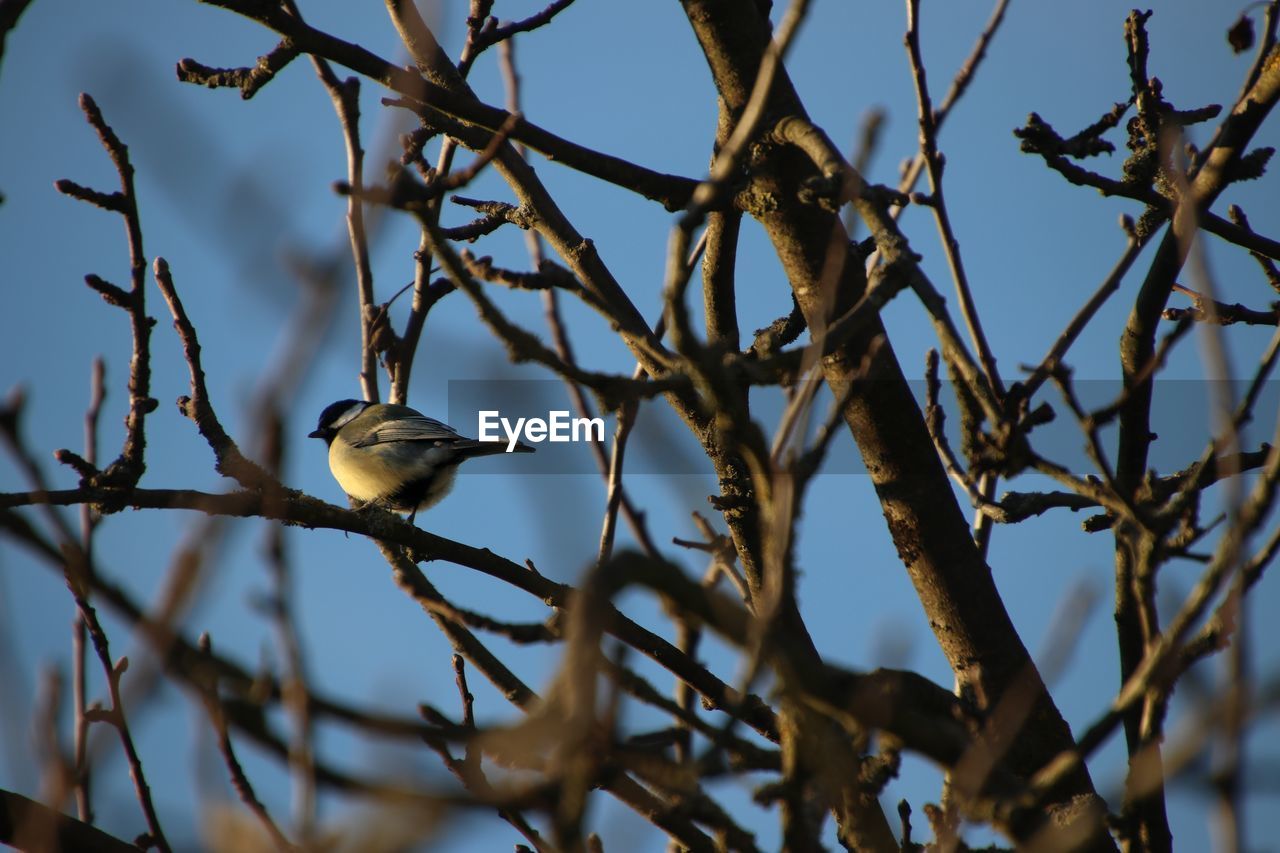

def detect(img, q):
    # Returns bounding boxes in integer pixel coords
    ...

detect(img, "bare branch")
[55,95,156,490]
[151,258,274,489]
[905,0,1004,398]
[309,55,381,402]
[176,39,300,99]
[0,787,141,853]
[1164,282,1280,326]
[471,0,578,55]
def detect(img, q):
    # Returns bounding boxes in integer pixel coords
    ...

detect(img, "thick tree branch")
[678,4,1111,844]
[0,788,141,853]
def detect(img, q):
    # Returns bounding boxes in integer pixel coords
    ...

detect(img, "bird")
[308,399,534,523]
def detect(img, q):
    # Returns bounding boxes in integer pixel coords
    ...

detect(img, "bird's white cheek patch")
[329,403,368,431]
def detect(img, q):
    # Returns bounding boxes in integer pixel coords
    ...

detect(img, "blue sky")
[2,1,1278,850]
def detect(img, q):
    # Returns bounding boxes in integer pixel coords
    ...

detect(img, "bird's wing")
[350,416,465,447]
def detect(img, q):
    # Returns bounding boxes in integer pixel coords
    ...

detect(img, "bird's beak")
[308,429,325,439]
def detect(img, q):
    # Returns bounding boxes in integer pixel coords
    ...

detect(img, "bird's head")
[308,399,370,444]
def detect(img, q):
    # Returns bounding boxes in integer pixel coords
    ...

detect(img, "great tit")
[308,399,533,523]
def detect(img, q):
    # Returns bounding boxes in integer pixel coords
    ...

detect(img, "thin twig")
[54,95,156,489]
[152,258,274,489]
[418,655,552,852]
[597,399,637,565]
[197,636,298,852]
[1047,366,1121,497]
[1227,204,1280,294]
[1164,283,1280,326]
[889,0,1012,215]
[1021,234,1145,400]
[310,53,381,403]
[472,0,578,56]
[71,355,106,825]
[923,350,993,513]
[186,1,702,210]
[259,406,317,842]
[74,593,172,850]
[412,212,686,409]
[905,0,1003,399]
[176,40,300,99]
[1031,431,1280,800]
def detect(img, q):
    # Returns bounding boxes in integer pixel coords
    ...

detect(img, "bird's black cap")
[309,399,368,441]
